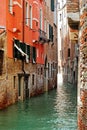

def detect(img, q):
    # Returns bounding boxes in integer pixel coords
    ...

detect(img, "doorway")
[18,74,29,100]
[24,75,29,99]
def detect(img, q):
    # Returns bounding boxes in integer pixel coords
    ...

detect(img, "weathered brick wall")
[78,2,87,129]
[78,89,87,129]
[0,32,43,108]
[36,64,44,94]
[44,1,57,90]
[67,0,79,13]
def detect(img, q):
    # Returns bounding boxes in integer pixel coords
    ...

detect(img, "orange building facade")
[0,0,57,109]
[6,0,44,64]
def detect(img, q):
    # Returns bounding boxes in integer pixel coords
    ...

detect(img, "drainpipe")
[22,0,24,43]
[22,0,26,75]
[22,56,25,74]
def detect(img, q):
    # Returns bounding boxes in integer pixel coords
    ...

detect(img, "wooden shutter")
[27,45,30,60]
[51,0,54,11]
[49,24,53,42]
[32,47,36,62]
[14,40,21,59]
[49,24,51,40]
[20,42,26,53]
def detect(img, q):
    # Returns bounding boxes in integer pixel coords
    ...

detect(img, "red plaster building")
[0,0,57,108]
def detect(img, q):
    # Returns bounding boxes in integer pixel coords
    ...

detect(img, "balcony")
[68,12,80,30]
[38,29,47,44]
[68,12,79,41]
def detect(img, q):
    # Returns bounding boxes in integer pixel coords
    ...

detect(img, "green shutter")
[15,39,19,46]
[32,47,36,62]
[49,25,53,42]
[20,42,26,53]
[27,45,30,60]
[51,26,53,42]
[51,0,54,11]
[14,39,21,59]
[49,24,51,40]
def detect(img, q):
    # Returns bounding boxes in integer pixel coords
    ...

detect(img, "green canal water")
[0,84,77,130]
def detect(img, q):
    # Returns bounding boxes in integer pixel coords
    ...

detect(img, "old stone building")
[44,0,58,91]
[0,0,57,109]
[57,0,87,129]
[57,0,79,85]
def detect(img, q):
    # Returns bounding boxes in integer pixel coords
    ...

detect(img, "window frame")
[25,1,29,26]
[40,8,43,30]
[8,0,13,14]
[29,5,32,28]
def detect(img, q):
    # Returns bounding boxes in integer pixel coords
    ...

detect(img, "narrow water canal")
[0,84,77,130]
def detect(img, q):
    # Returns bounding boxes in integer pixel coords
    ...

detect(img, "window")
[29,5,32,28]
[84,36,87,42]
[68,48,70,57]
[14,40,30,61]
[14,40,21,59]
[32,47,36,63]
[26,45,30,61]
[49,24,53,42]
[13,76,16,89]
[41,67,43,75]
[51,0,54,11]
[47,22,49,39]
[60,14,62,21]
[40,9,42,29]
[9,0,13,14]
[51,64,53,77]
[32,74,35,85]
[25,2,29,25]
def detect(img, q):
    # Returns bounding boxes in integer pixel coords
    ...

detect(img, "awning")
[67,12,80,29]
[68,12,79,21]
[14,43,28,58]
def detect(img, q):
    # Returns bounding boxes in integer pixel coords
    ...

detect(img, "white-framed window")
[47,22,49,39]
[40,8,43,30]
[44,19,47,33]
[29,5,32,28]
[9,0,13,14]
[60,14,62,21]
[25,2,29,25]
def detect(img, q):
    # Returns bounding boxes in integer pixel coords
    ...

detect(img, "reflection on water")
[0,83,77,130]
[54,84,77,129]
